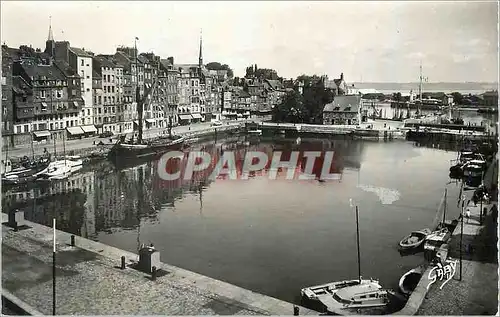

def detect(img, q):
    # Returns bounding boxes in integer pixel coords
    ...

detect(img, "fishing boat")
[424,228,451,253]
[398,265,425,296]
[107,44,185,167]
[2,158,51,186]
[462,159,487,178]
[399,228,432,250]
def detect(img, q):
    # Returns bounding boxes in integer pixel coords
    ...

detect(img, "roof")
[137,55,149,64]
[323,95,361,113]
[265,79,282,90]
[482,90,498,97]
[69,47,92,58]
[12,76,32,95]
[239,90,251,98]
[94,56,116,69]
[20,62,66,81]
[53,60,79,77]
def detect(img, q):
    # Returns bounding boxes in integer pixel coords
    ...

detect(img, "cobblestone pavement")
[1,217,315,316]
[416,200,498,315]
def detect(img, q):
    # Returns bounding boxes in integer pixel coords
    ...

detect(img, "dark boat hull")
[108,139,185,169]
[1,161,50,188]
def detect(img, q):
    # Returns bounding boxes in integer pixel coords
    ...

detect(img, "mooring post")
[293,305,299,316]
[70,235,75,247]
[151,266,157,281]
[121,256,126,270]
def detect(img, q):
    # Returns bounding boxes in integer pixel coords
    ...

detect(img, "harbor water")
[3,135,468,305]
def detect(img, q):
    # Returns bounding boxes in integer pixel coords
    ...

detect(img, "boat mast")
[135,37,144,144]
[355,206,361,283]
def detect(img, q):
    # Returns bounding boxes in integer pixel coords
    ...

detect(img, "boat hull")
[108,138,185,169]
[399,229,431,250]
[398,265,425,295]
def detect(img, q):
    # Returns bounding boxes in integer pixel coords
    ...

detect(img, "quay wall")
[1,214,316,315]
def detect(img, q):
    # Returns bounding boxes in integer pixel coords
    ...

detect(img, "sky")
[1,1,498,83]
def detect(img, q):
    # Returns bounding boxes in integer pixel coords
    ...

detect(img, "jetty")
[1,214,316,315]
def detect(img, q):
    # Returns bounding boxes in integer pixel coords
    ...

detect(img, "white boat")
[300,206,394,314]
[35,158,83,180]
[313,282,394,314]
[301,278,379,300]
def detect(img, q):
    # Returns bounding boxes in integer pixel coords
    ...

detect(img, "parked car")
[211,120,223,127]
[99,131,113,138]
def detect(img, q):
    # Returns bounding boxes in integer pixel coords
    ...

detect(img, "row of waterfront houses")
[1,24,316,148]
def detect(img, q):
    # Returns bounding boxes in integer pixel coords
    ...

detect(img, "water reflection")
[2,137,363,239]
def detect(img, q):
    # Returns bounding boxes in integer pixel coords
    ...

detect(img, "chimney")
[340,73,344,80]
[167,56,174,65]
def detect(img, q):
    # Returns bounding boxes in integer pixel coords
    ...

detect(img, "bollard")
[71,235,75,246]
[151,266,157,281]
[293,305,299,316]
[121,256,126,270]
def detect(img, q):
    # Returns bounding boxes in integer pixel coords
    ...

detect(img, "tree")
[302,79,334,124]
[205,62,234,78]
[451,92,463,105]
[272,90,306,123]
[272,75,333,124]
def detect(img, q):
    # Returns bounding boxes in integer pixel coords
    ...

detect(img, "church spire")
[48,16,54,41]
[198,29,203,67]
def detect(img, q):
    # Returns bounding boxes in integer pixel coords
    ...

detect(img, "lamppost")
[459,195,465,281]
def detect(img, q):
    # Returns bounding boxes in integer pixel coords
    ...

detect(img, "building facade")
[323,95,362,125]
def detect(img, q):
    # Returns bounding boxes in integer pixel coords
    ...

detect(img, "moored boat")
[107,136,185,168]
[424,228,451,253]
[398,265,425,295]
[35,158,83,181]
[312,282,395,314]
[301,278,379,301]
[399,228,432,250]
[2,158,51,186]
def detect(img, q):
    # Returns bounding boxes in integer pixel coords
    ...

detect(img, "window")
[16,126,21,133]
[1,76,6,85]
[81,60,84,66]
[56,90,62,98]
[40,90,46,98]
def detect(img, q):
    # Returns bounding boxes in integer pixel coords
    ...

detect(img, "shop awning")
[41,102,48,109]
[81,125,97,133]
[66,126,84,135]
[33,130,51,138]
[179,114,193,120]
[145,119,155,123]
[237,114,243,117]
[191,113,203,119]
[133,121,139,125]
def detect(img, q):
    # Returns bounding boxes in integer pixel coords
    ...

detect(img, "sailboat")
[301,206,395,314]
[108,44,184,169]
[2,135,50,186]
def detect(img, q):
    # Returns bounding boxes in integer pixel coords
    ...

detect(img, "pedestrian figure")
[465,208,471,223]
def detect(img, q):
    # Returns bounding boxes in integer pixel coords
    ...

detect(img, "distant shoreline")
[351,82,498,95]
